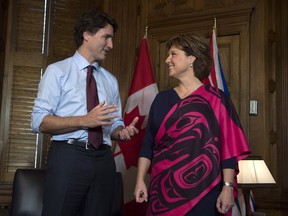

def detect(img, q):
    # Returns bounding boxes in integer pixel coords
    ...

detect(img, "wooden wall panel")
[0,0,46,182]
[0,0,287,214]
[101,0,139,108]
[0,0,9,110]
[275,0,288,214]
[46,0,82,64]
[276,0,288,190]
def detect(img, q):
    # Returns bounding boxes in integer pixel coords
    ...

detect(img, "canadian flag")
[114,37,158,215]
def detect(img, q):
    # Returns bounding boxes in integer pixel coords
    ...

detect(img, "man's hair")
[74,10,118,48]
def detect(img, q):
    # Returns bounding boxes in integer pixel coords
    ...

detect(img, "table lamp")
[237,156,276,215]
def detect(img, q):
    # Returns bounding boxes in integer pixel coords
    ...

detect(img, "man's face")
[83,24,114,62]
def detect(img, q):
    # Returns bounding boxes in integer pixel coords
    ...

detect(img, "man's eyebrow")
[103,33,113,38]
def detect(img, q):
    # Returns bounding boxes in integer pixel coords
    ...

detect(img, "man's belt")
[53,139,111,151]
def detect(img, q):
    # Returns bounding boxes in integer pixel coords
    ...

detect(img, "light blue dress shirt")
[31,51,124,145]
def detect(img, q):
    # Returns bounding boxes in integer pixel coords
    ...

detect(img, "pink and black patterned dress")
[139,84,251,216]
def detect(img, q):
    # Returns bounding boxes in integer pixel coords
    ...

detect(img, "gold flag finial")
[213,17,217,30]
[144,26,148,38]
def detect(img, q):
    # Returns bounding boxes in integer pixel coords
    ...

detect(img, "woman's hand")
[216,185,234,214]
[134,180,148,203]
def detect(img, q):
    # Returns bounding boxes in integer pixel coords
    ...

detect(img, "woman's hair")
[165,34,212,81]
[74,10,118,48]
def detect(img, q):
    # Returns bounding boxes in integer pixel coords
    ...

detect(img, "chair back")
[11,169,45,216]
[11,169,124,216]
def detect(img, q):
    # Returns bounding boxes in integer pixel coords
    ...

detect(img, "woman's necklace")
[176,83,203,99]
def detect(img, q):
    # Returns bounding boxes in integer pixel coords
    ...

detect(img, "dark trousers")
[42,141,116,216]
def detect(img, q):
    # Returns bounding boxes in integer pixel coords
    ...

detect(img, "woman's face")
[165,45,194,79]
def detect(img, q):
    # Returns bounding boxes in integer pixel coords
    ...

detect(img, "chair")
[11,169,124,216]
[11,169,45,216]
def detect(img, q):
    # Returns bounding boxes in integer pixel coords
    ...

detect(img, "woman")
[134,34,251,216]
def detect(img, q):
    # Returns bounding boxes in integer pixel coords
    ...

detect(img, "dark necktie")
[86,65,103,148]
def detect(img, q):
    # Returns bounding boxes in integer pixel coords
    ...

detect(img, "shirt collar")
[73,51,101,72]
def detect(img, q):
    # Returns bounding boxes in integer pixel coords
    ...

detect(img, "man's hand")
[39,101,119,134]
[84,101,119,128]
[118,117,139,141]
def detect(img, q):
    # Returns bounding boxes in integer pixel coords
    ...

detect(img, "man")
[31,10,138,216]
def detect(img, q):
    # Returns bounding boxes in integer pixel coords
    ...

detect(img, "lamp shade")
[237,156,276,187]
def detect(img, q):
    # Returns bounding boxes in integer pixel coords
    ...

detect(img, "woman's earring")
[190,63,193,68]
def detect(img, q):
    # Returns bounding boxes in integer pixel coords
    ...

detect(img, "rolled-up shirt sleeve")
[31,64,60,133]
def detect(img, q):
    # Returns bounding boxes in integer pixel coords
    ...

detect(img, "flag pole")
[144,15,148,38]
[213,17,217,32]
[144,26,148,38]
